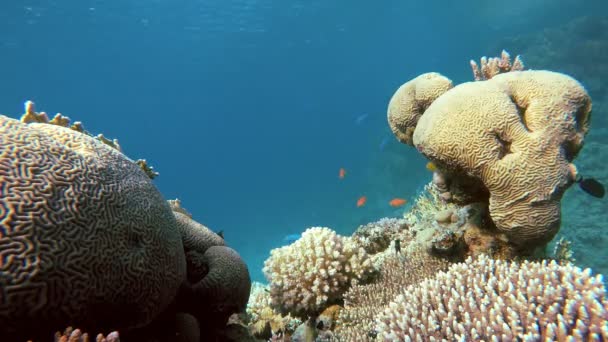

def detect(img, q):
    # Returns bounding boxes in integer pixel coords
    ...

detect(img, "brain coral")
[0,114,186,338]
[376,255,608,341]
[387,72,453,145]
[170,204,251,333]
[404,70,592,246]
[263,227,374,317]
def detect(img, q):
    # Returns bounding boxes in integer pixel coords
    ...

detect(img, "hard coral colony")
[1,49,608,342]
[0,102,251,341]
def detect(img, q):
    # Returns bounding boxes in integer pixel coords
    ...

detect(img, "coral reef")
[336,250,449,341]
[389,68,592,250]
[246,282,301,339]
[263,227,375,318]
[375,254,608,341]
[351,217,409,254]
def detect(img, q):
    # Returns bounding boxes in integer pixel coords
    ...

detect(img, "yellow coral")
[409,70,591,246]
[387,73,453,146]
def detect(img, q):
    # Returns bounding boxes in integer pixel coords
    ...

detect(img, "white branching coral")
[263,227,374,317]
[376,254,608,341]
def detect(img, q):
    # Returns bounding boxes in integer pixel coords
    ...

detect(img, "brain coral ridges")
[1,104,253,341]
[388,63,592,250]
[0,110,187,340]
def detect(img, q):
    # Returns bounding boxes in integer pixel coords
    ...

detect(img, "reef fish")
[283,233,301,244]
[426,161,437,172]
[339,167,346,179]
[389,198,407,207]
[354,113,369,125]
[577,176,605,198]
[356,196,367,207]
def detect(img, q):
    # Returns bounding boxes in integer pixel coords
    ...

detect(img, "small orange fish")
[389,198,407,207]
[426,161,437,172]
[339,168,346,179]
[356,196,367,207]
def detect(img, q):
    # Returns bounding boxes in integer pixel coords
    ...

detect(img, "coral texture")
[263,227,374,317]
[412,70,592,246]
[0,113,186,339]
[336,251,449,341]
[387,72,453,145]
[376,255,608,341]
[171,205,251,332]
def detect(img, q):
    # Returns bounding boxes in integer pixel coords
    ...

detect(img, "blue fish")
[283,233,301,244]
[379,136,390,151]
[355,113,369,125]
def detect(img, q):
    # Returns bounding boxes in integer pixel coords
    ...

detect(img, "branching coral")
[263,227,375,318]
[336,250,449,341]
[51,327,120,342]
[470,50,525,81]
[376,254,608,341]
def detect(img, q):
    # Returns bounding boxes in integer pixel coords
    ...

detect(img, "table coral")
[0,113,186,339]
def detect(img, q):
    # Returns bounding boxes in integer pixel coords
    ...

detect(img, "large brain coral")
[0,113,186,338]
[392,70,592,247]
[263,227,374,318]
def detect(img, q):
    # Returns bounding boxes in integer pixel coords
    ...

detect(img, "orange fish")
[389,198,407,207]
[339,168,346,179]
[356,196,367,207]
[426,161,437,172]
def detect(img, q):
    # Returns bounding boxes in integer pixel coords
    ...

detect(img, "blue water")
[1,0,605,282]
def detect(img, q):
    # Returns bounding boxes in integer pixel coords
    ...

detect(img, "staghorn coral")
[263,227,375,318]
[387,72,453,146]
[397,70,592,248]
[52,327,120,342]
[336,250,449,341]
[470,50,525,81]
[376,254,608,341]
[0,111,186,340]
